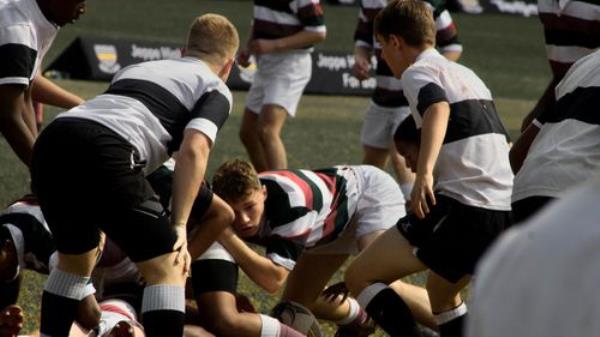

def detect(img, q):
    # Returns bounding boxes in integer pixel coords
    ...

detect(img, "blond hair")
[375,0,436,47]
[213,159,261,202]
[186,14,240,65]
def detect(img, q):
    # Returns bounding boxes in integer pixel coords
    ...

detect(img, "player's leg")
[345,227,427,337]
[389,145,415,200]
[257,104,288,170]
[426,274,470,337]
[240,108,269,172]
[278,252,348,334]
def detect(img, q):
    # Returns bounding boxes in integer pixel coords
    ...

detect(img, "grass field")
[3,0,549,335]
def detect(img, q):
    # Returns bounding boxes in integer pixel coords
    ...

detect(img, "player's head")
[184,14,240,81]
[394,116,421,173]
[38,0,87,26]
[374,0,435,77]
[0,226,18,282]
[213,159,265,238]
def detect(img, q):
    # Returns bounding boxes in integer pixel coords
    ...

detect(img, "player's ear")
[218,58,235,81]
[389,34,403,49]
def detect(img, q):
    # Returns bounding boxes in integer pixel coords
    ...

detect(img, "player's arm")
[435,9,462,61]
[352,2,374,80]
[0,84,36,167]
[31,74,84,109]
[412,101,449,219]
[509,121,541,173]
[219,228,289,294]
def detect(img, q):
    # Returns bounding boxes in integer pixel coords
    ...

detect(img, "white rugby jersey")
[0,0,57,85]
[0,197,56,275]
[538,0,600,79]
[58,57,233,175]
[252,0,326,51]
[468,177,600,337]
[354,0,462,108]
[513,50,600,203]
[250,166,360,270]
[401,49,513,210]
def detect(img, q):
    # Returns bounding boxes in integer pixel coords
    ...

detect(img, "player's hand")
[173,226,191,276]
[410,173,436,219]
[248,39,278,55]
[322,282,350,303]
[352,56,370,80]
[0,305,23,337]
[237,49,251,68]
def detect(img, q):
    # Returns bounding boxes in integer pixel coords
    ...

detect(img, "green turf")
[8,0,543,335]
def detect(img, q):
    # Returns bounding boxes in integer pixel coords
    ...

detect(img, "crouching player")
[212,159,434,336]
[0,196,100,336]
[342,2,513,337]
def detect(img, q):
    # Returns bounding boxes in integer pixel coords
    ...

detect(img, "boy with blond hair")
[341,1,513,337]
[31,14,238,337]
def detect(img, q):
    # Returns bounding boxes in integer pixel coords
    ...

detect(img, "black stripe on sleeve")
[0,44,37,81]
[544,28,600,49]
[444,99,509,143]
[255,0,294,14]
[190,90,231,130]
[265,236,304,264]
[262,178,311,229]
[417,82,448,115]
[544,86,600,125]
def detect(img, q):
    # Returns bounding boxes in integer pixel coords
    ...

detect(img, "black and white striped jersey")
[0,0,58,86]
[58,57,233,174]
[513,49,600,203]
[0,197,56,275]
[401,48,513,210]
[538,0,600,79]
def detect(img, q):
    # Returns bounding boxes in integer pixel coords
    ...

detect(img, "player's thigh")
[345,227,426,295]
[362,145,389,168]
[283,253,349,305]
[258,104,288,134]
[240,108,260,136]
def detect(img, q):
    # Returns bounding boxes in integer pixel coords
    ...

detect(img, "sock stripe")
[434,302,468,325]
[337,297,361,325]
[260,314,281,337]
[356,283,387,309]
[141,284,185,313]
[44,269,91,300]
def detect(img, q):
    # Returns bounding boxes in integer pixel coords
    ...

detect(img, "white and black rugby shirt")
[401,48,513,211]
[0,0,57,86]
[513,49,600,203]
[58,57,233,174]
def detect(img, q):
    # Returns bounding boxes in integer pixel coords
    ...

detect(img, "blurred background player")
[342,2,513,337]
[0,0,86,167]
[467,175,600,337]
[352,0,462,201]
[237,0,327,172]
[30,14,238,337]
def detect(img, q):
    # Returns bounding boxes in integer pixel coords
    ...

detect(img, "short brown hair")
[212,159,261,202]
[374,0,436,47]
[186,14,240,65]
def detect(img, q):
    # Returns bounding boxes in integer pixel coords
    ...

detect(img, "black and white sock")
[434,302,467,337]
[141,284,185,337]
[357,283,421,337]
[336,298,368,327]
[40,269,95,337]
[260,314,306,337]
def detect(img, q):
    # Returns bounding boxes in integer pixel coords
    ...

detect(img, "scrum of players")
[1,0,600,336]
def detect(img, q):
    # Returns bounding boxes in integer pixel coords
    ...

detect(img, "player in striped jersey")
[511,49,600,223]
[342,2,513,337]
[353,0,462,202]
[512,0,600,169]
[30,14,238,337]
[238,0,326,172]
[212,159,408,336]
[0,0,87,167]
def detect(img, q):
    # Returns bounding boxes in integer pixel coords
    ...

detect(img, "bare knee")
[137,254,187,286]
[239,123,257,146]
[258,124,281,144]
[212,309,245,336]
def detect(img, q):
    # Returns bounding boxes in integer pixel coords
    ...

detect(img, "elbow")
[314,30,327,43]
[263,272,287,294]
